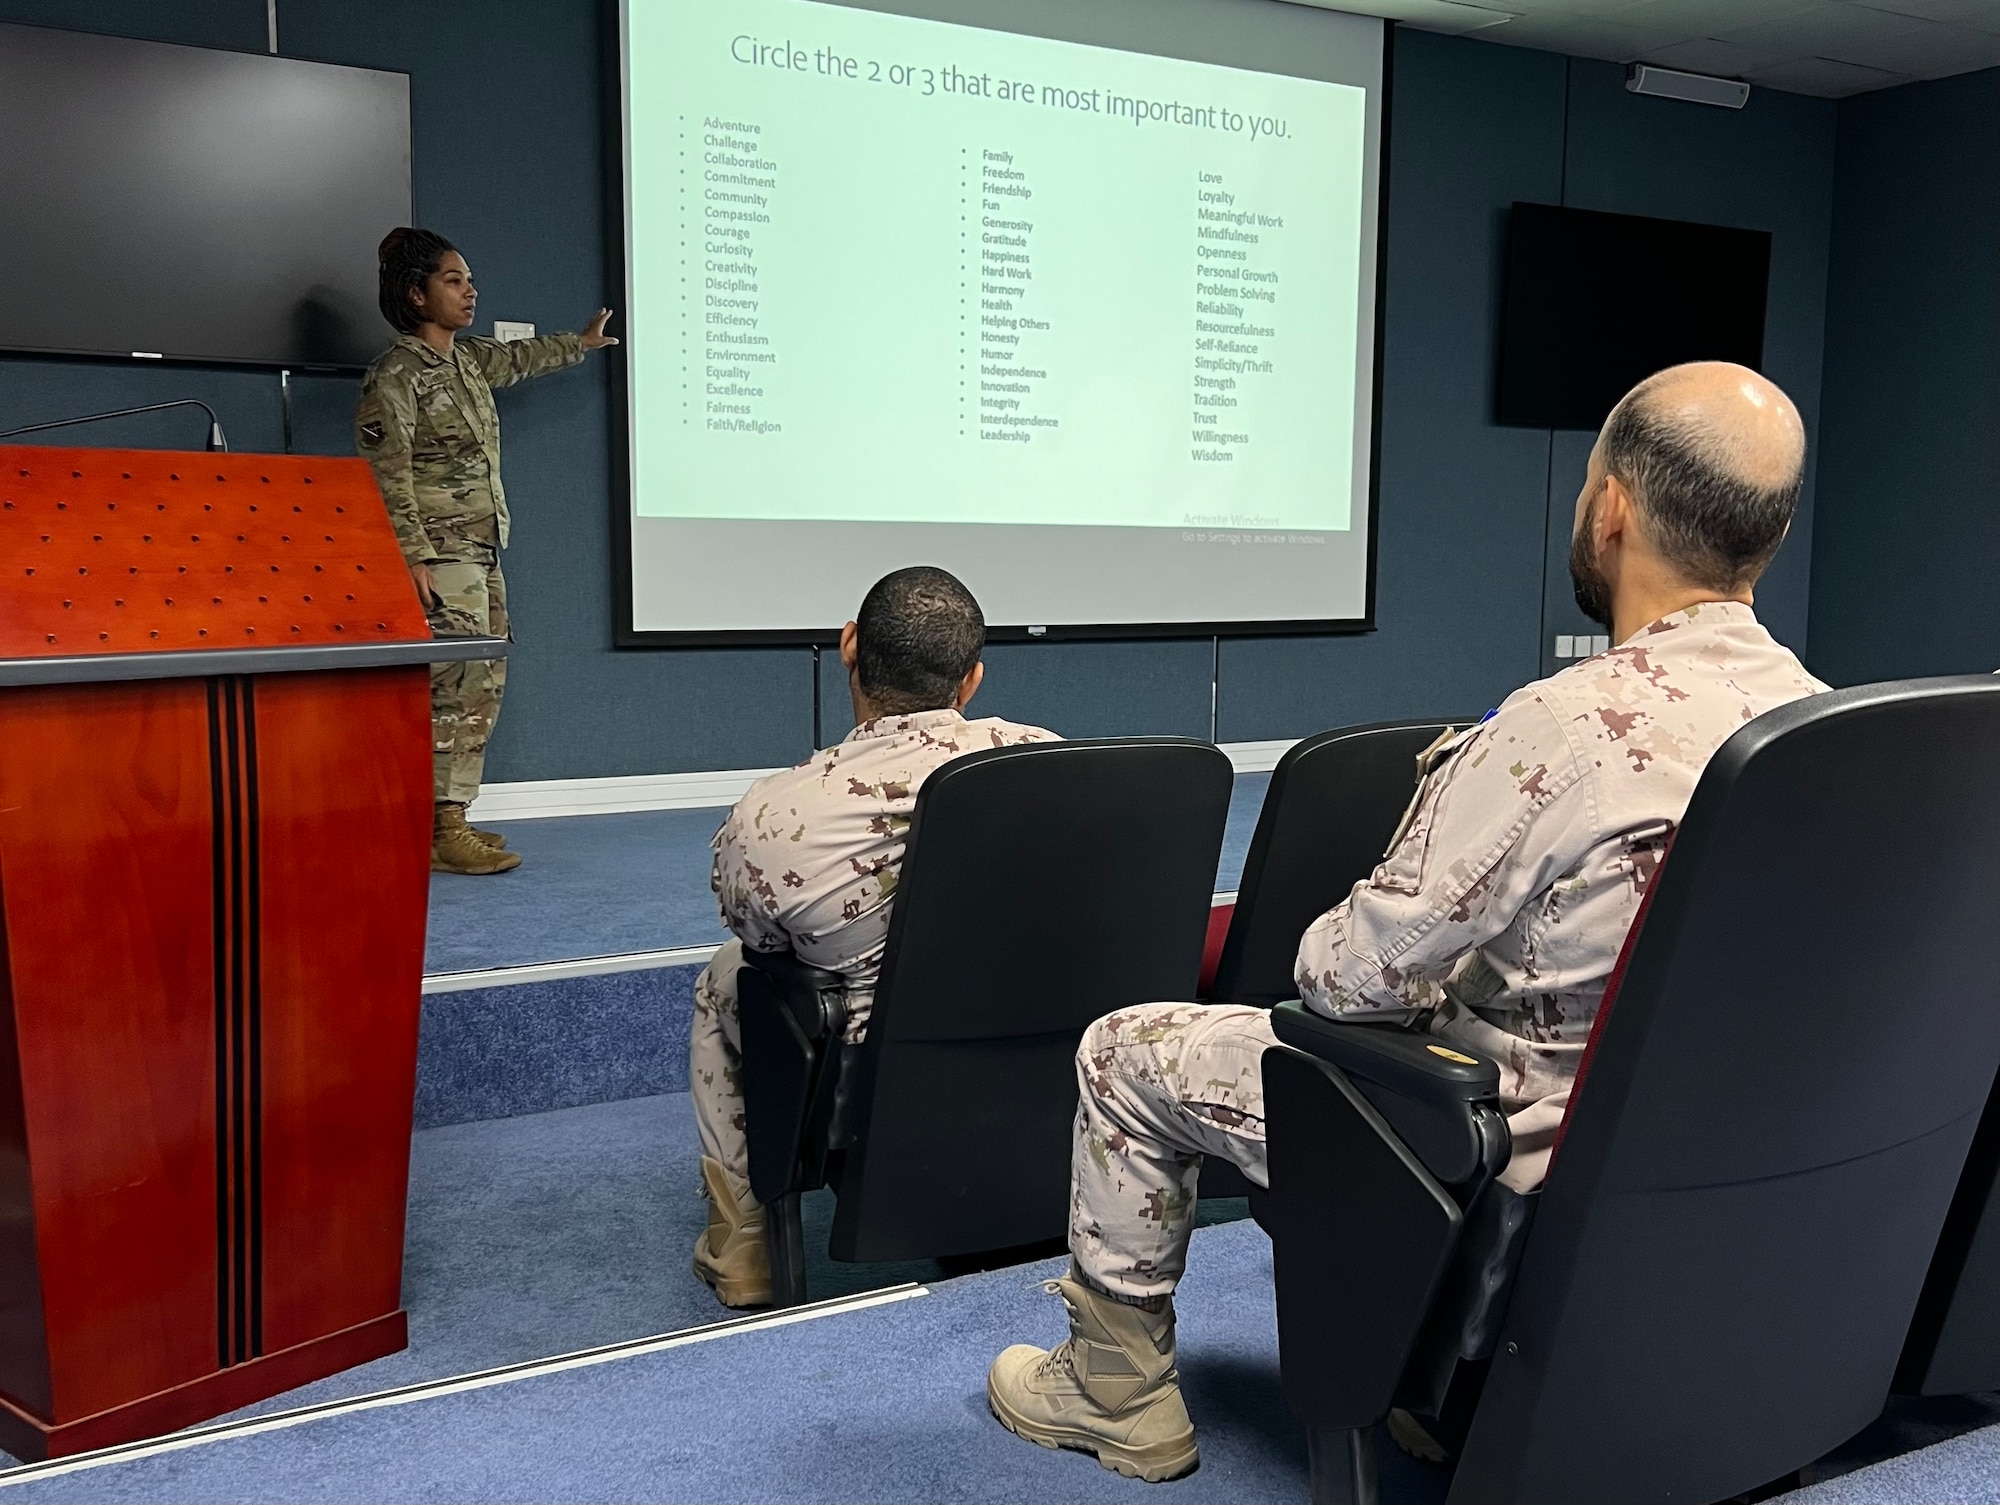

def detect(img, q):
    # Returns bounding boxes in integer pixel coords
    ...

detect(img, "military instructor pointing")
[356,228,617,875]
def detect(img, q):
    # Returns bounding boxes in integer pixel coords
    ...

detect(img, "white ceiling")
[1291,0,2000,96]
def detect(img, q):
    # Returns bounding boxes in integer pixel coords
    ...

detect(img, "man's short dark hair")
[854,566,985,715]
[1601,391,1804,592]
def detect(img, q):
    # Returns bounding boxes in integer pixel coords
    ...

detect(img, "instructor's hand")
[410,561,438,611]
[580,308,619,350]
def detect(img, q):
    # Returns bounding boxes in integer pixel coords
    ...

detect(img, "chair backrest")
[1452,677,2000,1505]
[827,737,1233,1262]
[1210,719,1464,1005]
[1896,1064,2000,1397]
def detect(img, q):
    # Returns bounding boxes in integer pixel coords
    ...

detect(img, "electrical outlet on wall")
[1553,633,1612,661]
[493,321,535,342]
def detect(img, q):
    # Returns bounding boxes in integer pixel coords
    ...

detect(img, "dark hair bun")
[378,227,416,266]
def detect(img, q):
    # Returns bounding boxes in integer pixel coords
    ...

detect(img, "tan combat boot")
[432,802,521,875]
[987,1272,1198,1482]
[691,1156,772,1308]
[465,817,508,850]
[1388,1407,1453,1464]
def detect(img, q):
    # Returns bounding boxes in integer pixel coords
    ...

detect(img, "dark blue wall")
[0,6,1850,774]
[1537,60,1834,673]
[1808,68,2000,684]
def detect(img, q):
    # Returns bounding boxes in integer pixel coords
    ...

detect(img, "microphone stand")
[0,400,229,452]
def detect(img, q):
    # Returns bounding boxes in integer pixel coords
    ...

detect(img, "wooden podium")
[0,446,501,1460]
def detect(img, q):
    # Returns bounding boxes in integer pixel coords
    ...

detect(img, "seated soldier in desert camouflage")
[986,362,1828,1484]
[690,565,1058,1308]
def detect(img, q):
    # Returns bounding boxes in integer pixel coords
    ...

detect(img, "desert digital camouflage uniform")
[1071,601,1827,1302]
[692,707,1059,1183]
[354,331,585,802]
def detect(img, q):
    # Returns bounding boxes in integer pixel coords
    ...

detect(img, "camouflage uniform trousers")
[425,538,509,805]
[1071,1002,1279,1303]
[690,940,753,1185]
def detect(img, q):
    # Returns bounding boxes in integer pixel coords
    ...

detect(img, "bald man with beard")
[984,362,1828,1484]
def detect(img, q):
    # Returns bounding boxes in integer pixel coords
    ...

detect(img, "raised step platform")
[412,776,1271,1129]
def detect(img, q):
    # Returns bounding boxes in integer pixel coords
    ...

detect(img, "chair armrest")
[739,951,850,1205]
[1269,1001,1507,1188]
[1271,1000,1498,1097]
[1261,1047,1463,1433]
[742,950,848,1042]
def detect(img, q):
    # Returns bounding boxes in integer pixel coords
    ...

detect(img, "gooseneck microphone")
[0,399,229,452]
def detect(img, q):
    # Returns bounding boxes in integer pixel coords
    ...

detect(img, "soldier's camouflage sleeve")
[708,798,793,956]
[353,363,427,562]
[460,332,586,390]
[1295,695,1593,1020]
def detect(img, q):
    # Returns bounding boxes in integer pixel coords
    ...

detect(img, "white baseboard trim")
[422,944,723,994]
[469,739,1297,822]
[1222,739,1297,775]
[469,768,787,821]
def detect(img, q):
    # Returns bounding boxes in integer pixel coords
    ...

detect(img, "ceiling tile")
[1473,11,1692,56]
[1605,0,1828,32]
[1721,4,2000,74]
[1841,25,2000,74]
[1494,0,1668,11]
[1740,53,1916,91]
[1301,0,2000,93]
[1637,35,1803,72]
[1846,0,2000,34]
[1282,0,1522,34]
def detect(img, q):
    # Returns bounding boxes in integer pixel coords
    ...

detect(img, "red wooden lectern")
[0,446,500,1460]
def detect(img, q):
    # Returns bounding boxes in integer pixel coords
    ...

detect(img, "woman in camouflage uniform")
[356,228,616,874]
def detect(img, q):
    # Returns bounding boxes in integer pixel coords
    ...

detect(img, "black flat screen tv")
[0,23,410,370]
[1496,202,1771,430]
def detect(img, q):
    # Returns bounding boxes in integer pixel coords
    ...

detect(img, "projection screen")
[614,0,1387,642]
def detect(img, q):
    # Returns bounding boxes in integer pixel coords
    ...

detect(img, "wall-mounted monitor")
[611,0,1388,644]
[1497,202,1771,431]
[0,23,411,370]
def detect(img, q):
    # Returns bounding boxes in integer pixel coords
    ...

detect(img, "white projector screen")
[614,0,1386,642]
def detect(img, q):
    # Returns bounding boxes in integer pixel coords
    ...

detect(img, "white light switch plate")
[494,321,535,342]
[1554,635,1575,659]
[1591,635,1610,655]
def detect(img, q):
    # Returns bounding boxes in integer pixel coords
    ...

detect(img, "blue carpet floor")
[0,1091,960,1468]
[217,1092,960,1423]
[424,808,736,974]
[424,773,1271,974]
[0,1089,1983,1499]
[0,1220,1412,1505]
[127,1092,1242,1432]
[1773,1424,1998,1504]
[1218,771,1266,894]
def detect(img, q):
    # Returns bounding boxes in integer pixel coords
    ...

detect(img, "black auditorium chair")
[1255,675,2000,1505]
[1198,718,1465,1204]
[737,737,1233,1308]
[1895,1064,2000,1400]
[1207,719,1465,1007]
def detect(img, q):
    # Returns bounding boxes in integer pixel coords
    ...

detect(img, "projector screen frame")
[603,0,1391,648]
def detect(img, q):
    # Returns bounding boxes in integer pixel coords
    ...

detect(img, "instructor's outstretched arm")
[464,309,619,388]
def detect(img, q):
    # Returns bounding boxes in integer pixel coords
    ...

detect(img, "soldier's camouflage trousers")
[1071,1002,1278,1302]
[690,941,752,1185]
[426,541,509,805]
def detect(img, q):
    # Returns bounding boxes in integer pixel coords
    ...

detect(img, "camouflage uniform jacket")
[711,707,1059,1041]
[354,331,585,561]
[1295,601,1826,1185]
